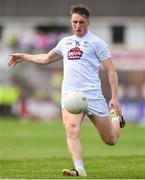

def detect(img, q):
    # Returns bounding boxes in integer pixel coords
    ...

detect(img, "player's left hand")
[109,98,122,115]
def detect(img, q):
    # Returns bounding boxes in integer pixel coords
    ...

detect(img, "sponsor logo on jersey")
[68,47,83,60]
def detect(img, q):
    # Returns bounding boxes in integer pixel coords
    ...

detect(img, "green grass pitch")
[0,118,145,179]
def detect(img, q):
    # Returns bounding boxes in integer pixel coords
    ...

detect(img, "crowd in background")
[0,81,60,120]
[0,82,20,117]
[4,26,70,53]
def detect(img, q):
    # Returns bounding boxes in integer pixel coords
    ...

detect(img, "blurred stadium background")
[1,0,145,179]
[0,0,145,123]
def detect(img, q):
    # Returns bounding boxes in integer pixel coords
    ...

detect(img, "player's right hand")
[8,53,24,68]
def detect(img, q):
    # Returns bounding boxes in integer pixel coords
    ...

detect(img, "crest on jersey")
[67,47,83,60]
[75,41,80,46]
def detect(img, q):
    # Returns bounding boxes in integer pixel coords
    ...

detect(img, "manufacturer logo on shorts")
[67,47,83,60]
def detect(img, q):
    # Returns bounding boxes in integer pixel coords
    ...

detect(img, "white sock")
[111,115,120,122]
[110,108,120,122]
[74,160,85,172]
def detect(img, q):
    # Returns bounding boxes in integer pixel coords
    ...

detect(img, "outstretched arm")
[101,58,122,115]
[8,50,62,68]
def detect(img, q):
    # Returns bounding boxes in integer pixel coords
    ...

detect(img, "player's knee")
[103,136,117,145]
[65,122,79,139]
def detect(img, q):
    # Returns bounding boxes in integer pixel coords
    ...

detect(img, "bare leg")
[62,109,84,161]
[62,109,87,176]
[89,115,120,145]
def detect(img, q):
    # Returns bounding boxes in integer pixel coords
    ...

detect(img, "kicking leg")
[89,115,120,145]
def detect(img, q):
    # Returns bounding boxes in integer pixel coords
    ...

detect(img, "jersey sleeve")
[52,38,64,55]
[95,40,111,61]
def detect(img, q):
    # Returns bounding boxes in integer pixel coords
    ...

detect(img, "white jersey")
[53,31,112,117]
[53,31,111,96]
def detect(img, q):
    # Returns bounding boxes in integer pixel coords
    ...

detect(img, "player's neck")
[74,31,89,38]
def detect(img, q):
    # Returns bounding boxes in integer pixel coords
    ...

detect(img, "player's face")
[71,13,90,37]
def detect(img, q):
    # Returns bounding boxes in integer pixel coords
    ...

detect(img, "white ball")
[64,91,88,114]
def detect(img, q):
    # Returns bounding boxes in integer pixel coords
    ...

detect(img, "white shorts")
[61,89,109,117]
